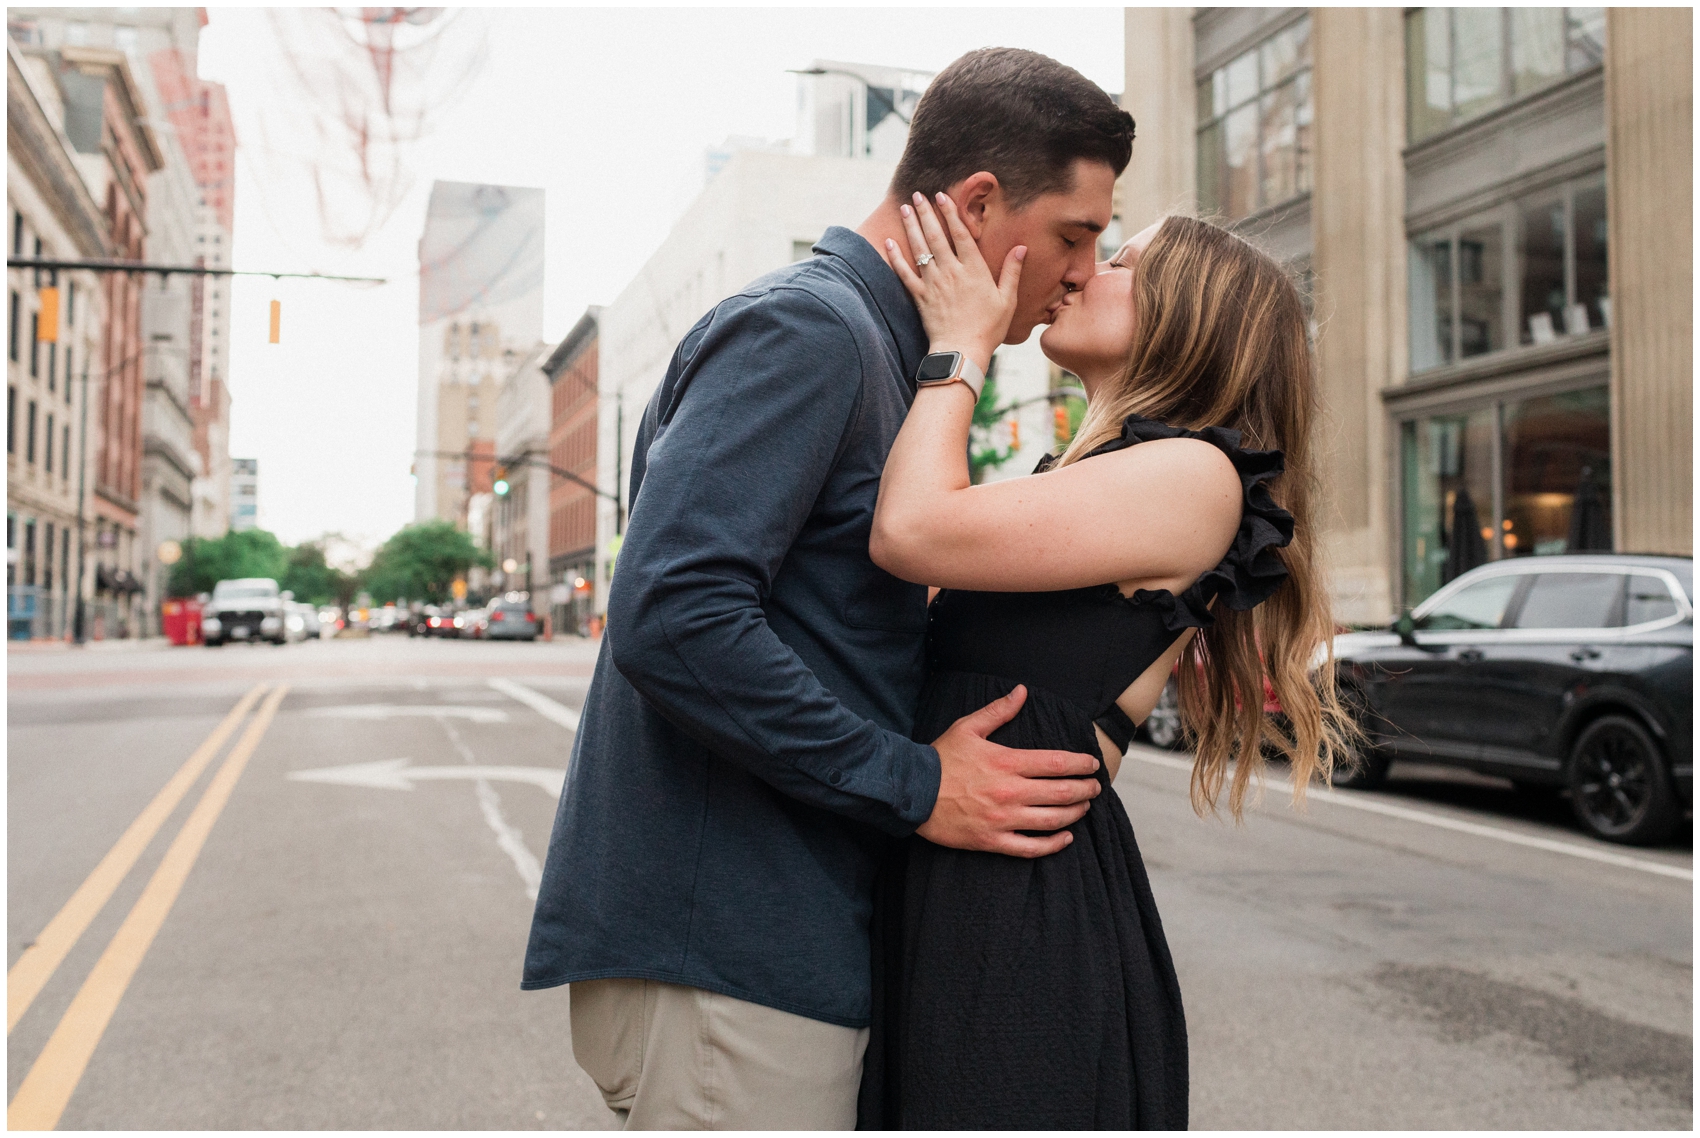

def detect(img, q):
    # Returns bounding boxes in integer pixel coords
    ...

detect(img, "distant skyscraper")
[415,181,545,528]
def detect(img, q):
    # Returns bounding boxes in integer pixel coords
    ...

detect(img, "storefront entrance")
[1400,383,1611,608]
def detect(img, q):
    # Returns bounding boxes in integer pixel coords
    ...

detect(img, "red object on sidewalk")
[161,597,203,646]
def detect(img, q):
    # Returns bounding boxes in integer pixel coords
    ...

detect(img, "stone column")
[1120,7,1197,226]
[1605,9,1692,556]
[1308,7,1406,623]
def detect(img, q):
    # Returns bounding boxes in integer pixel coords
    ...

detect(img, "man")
[525,47,1136,1129]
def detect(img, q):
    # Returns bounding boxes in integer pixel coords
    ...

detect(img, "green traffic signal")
[493,479,510,496]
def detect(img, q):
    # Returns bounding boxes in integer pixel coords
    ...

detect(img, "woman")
[856,195,1354,1129]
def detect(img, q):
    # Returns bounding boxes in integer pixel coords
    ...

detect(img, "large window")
[1196,16,1312,221]
[1409,172,1606,373]
[1401,385,1610,607]
[1407,8,1605,143]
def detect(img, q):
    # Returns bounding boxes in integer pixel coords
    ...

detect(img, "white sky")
[197,6,1126,551]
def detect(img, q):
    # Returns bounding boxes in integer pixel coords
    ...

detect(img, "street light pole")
[73,357,89,644]
[787,67,913,129]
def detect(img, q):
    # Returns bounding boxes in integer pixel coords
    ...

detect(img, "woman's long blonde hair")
[1056,215,1354,818]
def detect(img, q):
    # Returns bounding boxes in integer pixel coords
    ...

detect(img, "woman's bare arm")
[871,194,1241,592]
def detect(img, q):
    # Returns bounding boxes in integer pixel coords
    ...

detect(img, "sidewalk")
[6,636,172,654]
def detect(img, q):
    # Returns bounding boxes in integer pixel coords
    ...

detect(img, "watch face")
[916,352,961,382]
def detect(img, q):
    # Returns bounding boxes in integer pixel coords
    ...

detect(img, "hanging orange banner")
[36,287,59,343]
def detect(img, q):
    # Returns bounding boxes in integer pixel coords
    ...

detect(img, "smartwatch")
[914,351,986,401]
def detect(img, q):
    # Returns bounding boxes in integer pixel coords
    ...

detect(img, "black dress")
[857,415,1295,1131]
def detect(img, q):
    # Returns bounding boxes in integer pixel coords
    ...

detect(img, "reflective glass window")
[1517,191,1567,344]
[1452,8,1507,120]
[1457,221,1505,358]
[1224,51,1258,109]
[1401,409,1498,605]
[1223,104,1259,219]
[1566,7,1606,70]
[1501,386,1612,557]
[1511,8,1567,97]
[1409,232,1454,371]
[1406,8,1607,142]
[1259,77,1302,206]
[1406,9,1453,141]
[1625,575,1679,626]
[1572,178,1609,331]
[1421,574,1521,630]
[1197,16,1312,221]
[1514,572,1622,629]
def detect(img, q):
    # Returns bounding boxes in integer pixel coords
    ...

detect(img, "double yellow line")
[8,683,289,1131]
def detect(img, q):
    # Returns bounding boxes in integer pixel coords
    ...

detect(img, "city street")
[8,635,1692,1130]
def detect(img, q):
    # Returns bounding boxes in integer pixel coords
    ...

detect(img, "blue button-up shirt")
[523,227,942,1028]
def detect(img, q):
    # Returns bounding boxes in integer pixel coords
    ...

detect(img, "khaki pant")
[569,978,868,1130]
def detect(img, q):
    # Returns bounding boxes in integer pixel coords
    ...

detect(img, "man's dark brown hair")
[891,48,1135,208]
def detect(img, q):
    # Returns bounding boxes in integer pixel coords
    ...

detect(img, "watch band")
[915,351,987,402]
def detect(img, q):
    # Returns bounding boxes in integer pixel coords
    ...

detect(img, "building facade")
[1118,6,1691,623]
[124,10,206,635]
[414,181,545,531]
[6,38,108,639]
[542,308,599,635]
[594,150,900,615]
[491,340,552,604]
[146,32,236,542]
[7,20,165,637]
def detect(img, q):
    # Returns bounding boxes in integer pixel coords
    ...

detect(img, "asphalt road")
[7,635,1692,1129]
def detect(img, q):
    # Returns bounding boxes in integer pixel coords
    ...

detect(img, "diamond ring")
[915,252,934,267]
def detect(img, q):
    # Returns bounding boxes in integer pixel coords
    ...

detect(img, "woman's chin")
[1037,325,1070,369]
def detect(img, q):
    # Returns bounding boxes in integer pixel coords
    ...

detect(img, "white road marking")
[305,704,510,723]
[1129,748,1693,881]
[487,677,580,731]
[474,780,543,901]
[288,758,564,797]
[438,718,546,902]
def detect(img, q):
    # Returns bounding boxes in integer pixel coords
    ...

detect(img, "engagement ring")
[915,253,934,267]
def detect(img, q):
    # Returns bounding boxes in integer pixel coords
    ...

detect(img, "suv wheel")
[1567,715,1678,845]
[1142,677,1183,750]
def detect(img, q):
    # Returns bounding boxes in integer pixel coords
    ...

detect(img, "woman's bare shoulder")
[1071,436,1242,518]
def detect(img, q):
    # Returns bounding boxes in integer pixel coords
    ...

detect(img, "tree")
[166,529,290,597]
[281,542,354,607]
[361,519,493,604]
[968,372,1018,484]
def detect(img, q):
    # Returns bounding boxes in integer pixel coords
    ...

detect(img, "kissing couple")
[524,46,1350,1131]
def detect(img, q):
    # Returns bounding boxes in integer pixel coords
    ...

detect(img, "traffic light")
[1008,417,1020,451]
[493,464,509,496]
[1054,405,1071,445]
[269,299,281,344]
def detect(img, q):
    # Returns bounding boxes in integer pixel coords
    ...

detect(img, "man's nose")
[1063,255,1095,289]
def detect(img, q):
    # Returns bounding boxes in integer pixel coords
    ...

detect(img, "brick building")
[542,308,600,635]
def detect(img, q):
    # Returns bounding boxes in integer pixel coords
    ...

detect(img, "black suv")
[1332,554,1692,845]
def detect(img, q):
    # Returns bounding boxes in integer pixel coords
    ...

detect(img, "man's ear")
[952,172,1000,242]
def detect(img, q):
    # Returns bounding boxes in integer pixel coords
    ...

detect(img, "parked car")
[1139,665,1282,751]
[287,602,322,640]
[485,599,540,641]
[203,578,291,646]
[1332,554,1693,845]
[410,605,461,638]
[456,606,490,639]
